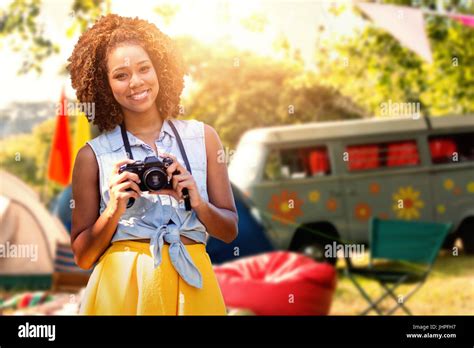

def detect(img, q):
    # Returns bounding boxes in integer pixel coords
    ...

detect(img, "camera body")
[119,155,176,192]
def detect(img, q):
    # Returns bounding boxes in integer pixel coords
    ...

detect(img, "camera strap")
[119,120,192,174]
[167,120,192,175]
[120,123,134,160]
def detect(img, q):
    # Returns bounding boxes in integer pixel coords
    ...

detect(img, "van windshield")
[229,142,264,190]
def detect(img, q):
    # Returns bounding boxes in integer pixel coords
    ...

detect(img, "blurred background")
[0,0,473,315]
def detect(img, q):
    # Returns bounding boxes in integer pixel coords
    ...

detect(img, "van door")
[342,138,433,243]
[250,144,347,249]
[427,132,474,244]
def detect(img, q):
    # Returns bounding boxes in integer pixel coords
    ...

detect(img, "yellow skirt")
[79,240,227,315]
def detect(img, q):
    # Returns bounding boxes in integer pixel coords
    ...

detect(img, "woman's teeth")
[130,89,149,101]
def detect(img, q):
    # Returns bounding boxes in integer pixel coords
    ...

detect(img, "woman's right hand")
[106,159,142,216]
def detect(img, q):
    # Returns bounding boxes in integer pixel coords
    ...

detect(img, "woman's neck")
[122,105,163,136]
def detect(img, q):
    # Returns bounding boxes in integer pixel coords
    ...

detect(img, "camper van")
[229,115,474,264]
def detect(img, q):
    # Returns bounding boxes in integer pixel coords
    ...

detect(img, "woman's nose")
[129,73,144,89]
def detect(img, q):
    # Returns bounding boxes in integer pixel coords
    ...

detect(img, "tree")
[315,0,474,117]
[0,118,65,202]
[177,36,364,148]
[0,0,105,74]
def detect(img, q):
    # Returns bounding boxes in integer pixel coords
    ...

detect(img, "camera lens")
[143,168,168,191]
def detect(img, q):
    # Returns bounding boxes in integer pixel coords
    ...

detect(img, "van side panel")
[430,164,474,229]
[426,129,474,230]
[250,142,348,249]
[339,134,434,243]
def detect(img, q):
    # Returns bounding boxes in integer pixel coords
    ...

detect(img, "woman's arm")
[193,124,238,243]
[70,145,140,269]
[156,124,239,243]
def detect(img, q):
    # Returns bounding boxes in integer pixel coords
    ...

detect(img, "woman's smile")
[128,88,151,102]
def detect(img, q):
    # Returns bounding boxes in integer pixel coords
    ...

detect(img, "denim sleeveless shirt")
[86,119,208,289]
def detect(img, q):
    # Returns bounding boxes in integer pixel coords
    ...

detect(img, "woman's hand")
[105,158,142,216]
[153,152,204,209]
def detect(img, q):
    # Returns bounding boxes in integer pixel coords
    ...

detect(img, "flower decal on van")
[468,182,474,193]
[354,203,372,221]
[308,190,321,203]
[369,182,380,195]
[326,198,338,212]
[443,179,454,191]
[392,186,424,220]
[268,190,304,224]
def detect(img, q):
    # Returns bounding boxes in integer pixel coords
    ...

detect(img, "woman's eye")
[140,66,150,72]
[115,73,127,80]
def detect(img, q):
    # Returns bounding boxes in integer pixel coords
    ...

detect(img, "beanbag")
[213,251,337,315]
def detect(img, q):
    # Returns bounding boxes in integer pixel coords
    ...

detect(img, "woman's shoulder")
[170,118,206,138]
[73,143,98,176]
[171,120,221,147]
[87,126,121,155]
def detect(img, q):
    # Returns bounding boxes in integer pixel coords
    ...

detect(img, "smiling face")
[107,44,160,115]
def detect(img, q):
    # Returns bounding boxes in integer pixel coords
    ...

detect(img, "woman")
[69,14,238,315]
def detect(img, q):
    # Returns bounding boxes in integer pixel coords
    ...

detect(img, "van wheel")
[442,233,457,250]
[298,242,337,266]
[459,219,474,254]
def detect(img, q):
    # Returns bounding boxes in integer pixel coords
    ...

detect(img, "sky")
[0,0,363,108]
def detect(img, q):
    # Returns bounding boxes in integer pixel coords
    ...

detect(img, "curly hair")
[68,14,185,132]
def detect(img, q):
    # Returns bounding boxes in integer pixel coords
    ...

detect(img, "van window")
[429,132,474,164]
[264,149,282,180]
[346,140,420,172]
[264,146,331,180]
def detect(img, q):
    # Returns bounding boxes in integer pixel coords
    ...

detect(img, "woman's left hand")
[152,152,204,209]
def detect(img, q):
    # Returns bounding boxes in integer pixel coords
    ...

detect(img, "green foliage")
[177,37,364,148]
[315,0,474,117]
[154,4,180,26]
[240,12,268,33]
[0,0,59,74]
[0,0,105,75]
[0,118,64,203]
[422,15,474,115]
[66,0,104,38]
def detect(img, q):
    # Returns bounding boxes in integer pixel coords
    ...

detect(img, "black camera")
[118,155,191,210]
[119,155,175,192]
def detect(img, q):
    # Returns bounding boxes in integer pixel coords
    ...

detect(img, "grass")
[330,250,474,315]
[1,249,472,316]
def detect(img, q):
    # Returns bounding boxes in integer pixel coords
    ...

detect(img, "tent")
[0,170,70,289]
[51,185,72,233]
[206,183,275,264]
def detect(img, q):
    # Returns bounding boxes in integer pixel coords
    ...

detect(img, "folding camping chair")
[344,217,452,315]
